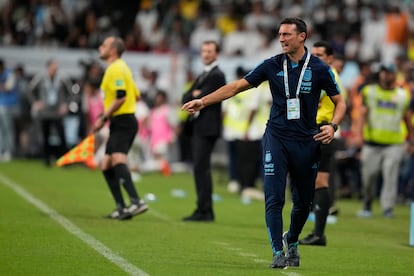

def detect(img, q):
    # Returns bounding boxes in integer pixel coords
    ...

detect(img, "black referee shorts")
[105,114,138,155]
[317,122,339,173]
[318,138,339,173]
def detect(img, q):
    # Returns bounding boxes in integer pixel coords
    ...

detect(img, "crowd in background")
[1,0,414,60]
[1,0,414,206]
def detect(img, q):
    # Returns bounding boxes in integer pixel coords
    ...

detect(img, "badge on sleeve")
[115,79,124,87]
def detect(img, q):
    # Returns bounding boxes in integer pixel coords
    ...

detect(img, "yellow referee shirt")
[316,68,345,124]
[100,59,140,116]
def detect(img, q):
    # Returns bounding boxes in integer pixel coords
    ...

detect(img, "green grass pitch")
[0,160,413,275]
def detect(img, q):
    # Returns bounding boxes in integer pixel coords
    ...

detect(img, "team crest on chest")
[303,68,312,81]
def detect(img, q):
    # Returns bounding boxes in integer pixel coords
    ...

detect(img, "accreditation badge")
[287,98,300,120]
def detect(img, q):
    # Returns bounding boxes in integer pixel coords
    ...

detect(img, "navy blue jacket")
[245,50,340,140]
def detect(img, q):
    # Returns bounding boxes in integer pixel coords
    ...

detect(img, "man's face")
[279,24,305,55]
[47,62,58,76]
[200,43,218,66]
[99,37,113,60]
[311,46,332,65]
[379,70,397,86]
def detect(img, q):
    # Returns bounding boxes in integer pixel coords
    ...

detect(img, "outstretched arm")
[181,78,253,114]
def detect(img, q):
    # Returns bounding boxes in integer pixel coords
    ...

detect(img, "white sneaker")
[241,188,264,201]
[127,200,148,216]
[103,208,132,220]
[131,172,142,182]
[357,209,373,218]
[227,180,240,193]
[0,151,11,162]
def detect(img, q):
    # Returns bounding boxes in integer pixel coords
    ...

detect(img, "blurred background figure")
[28,58,71,166]
[381,4,409,65]
[128,97,150,182]
[355,64,414,218]
[82,79,104,134]
[222,65,269,200]
[222,66,245,194]
[147,90,177,176]
[13,64,33,158]
[0,58,19,162]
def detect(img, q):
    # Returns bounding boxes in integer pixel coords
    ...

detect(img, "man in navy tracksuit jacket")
[181,17,346,269]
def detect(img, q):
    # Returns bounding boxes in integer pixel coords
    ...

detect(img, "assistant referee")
[93,36,148,220]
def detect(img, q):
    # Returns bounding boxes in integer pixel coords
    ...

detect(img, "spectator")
[189,17,221,54]
[381,4,409,64]
[243,0,275,32]
[215,4,240,36]
[134,0,159,45]
[222,20,265,57]
[359,5,384,62]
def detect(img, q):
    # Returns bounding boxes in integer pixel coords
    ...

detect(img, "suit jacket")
[28,72,72,119]
[182,65,226,137]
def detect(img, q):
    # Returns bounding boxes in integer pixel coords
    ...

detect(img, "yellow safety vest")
[362,84,410,144]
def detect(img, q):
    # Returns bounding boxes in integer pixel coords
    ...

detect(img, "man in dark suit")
[182,40,226,222]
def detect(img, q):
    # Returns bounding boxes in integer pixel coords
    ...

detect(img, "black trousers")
[236,139,262,190]
[41,118,67,164]
[192,134,218,214]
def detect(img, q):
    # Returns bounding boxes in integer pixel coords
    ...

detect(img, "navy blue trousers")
[262,129,320,253]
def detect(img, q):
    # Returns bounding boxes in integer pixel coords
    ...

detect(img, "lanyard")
[283,51,311,99]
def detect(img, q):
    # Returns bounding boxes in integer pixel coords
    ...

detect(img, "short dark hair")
[110,37,125,56]
[46,58,57,67]
[280,17,308,39]
[313,41,334,56]
[202,40,220,53]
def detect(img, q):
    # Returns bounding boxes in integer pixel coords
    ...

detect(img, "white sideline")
[0,173,150,276]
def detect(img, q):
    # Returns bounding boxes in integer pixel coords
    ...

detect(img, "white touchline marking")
[281,271,303,276]
[0,173,150,276]
[212,241,303,275]
[253,258,268,264]
[212,241,268,264]
[148,208,175,223]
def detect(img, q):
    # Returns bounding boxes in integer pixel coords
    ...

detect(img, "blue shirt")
[0,68,19,106]
[244,49,340,140]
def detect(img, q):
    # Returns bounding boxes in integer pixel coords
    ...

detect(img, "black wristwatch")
[330,123,338,132]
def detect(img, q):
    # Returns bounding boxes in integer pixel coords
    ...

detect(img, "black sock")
[364,199,372,211]
[113,163,140,204]
[314,187,330,237]
[103,168,125,209]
